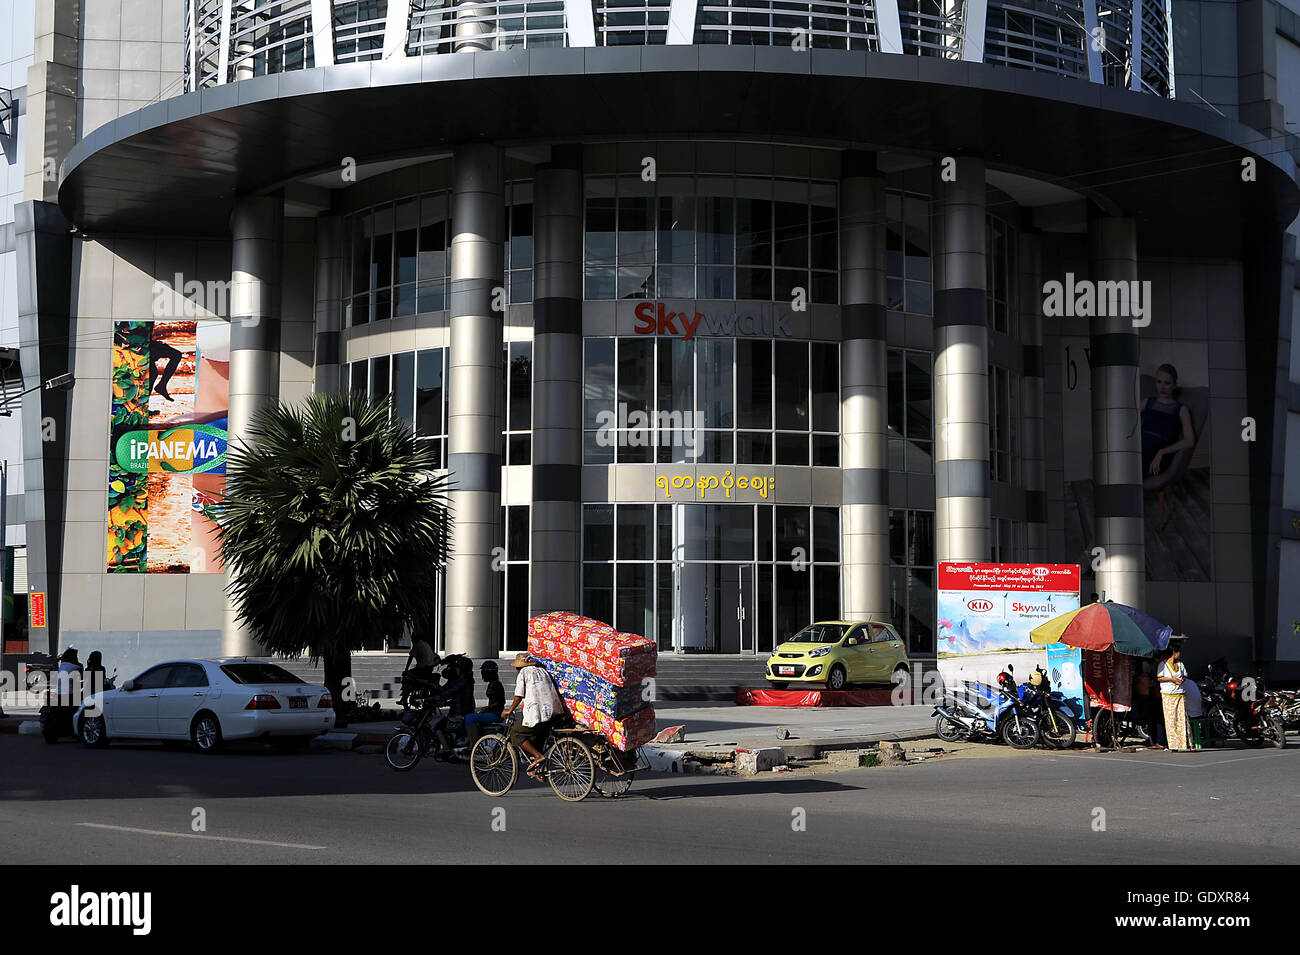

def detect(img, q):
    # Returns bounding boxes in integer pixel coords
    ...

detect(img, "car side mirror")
[845,637,858,646]
[121,680,136,692]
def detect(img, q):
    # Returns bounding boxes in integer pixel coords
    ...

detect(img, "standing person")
[501,653,563,778]
[464,660,506,745]
[84,651,109,700]
[1157,644,1191,751]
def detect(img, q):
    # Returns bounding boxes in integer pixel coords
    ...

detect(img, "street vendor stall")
[1030,601,1172,748]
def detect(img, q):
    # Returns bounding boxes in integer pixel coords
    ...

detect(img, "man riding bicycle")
[501,653,563,777]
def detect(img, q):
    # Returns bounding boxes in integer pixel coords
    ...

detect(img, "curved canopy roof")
[58,48,1299,256]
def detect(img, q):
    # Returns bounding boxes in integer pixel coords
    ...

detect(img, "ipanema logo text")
[113,425,227,474]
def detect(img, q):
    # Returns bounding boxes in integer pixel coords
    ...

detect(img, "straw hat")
[509,652,533,669]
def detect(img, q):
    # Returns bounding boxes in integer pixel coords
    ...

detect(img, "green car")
[765,621,910,691]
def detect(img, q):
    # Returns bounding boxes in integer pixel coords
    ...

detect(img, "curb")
[684,729,936,762]
[310,728,394,751]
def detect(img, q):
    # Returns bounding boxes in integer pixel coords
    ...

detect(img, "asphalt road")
[1,734,1297,864]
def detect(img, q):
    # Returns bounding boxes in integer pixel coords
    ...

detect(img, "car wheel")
[80,715,109,749]
[827,665,847,692]
[891,664,911,689]
[191,712,224,753]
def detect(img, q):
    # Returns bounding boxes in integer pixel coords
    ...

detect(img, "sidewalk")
[0,697,940,760]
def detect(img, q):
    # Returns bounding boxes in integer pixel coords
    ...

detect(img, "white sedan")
[74,659,335,752]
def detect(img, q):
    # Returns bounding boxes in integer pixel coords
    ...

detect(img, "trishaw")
[469,713,647,802]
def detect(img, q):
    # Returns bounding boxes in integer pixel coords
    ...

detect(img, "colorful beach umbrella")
[1030,601,1167,657]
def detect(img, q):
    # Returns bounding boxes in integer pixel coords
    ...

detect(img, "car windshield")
[220,663,305,685]
[787,624,849,644]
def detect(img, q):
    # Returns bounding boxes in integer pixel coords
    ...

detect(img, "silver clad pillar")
[1018,228,1048,560]
[314,216,344,394]
[1088,216,1145,606]
[530,146,583,617]
[932,158,990,563]
[222,194,284,655]
[455,0,496,51]
[445,144,505,658]
[839,152,890,620]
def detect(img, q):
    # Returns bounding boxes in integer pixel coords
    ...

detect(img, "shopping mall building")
[7,0,1300,677]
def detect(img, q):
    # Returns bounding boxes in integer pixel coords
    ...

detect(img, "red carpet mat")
[734,688,896,707]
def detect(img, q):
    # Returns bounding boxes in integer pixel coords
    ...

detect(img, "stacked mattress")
[528,611,657,751]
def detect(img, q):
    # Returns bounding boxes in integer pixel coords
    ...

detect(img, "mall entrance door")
[670,561,758,653]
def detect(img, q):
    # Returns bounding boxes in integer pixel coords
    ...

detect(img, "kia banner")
[936,562,1081,656]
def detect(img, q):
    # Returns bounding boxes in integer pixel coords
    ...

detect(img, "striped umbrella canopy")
[1030,601,1168,658]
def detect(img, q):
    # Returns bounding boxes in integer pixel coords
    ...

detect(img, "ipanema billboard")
[107,321,229,574]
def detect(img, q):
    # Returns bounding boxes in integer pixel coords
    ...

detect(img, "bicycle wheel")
[1092,709,1114,749]
[470,734,518,796]
[546,737,595,802]
[1041,708,1077,750]
[385,731,424,771]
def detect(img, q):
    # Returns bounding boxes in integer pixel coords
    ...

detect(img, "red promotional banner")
[30,592,46,629]
[937,562,1081,593]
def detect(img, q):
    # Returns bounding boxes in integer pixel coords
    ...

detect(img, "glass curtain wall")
[583,503,840,652]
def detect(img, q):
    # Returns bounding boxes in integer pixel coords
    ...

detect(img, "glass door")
[738,563,757,654]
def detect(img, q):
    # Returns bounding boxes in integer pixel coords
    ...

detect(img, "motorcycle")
[40,668,116,744]
[1265,688,1300,730]
[385,659,471,770]
[1197,658,1238,740]
[932,667,1040,750]
[1197,659,1285,747]
[1017,665,1080,750]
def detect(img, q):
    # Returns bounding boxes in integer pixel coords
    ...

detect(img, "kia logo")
[1032,567,1049,576]
[967,599,993,612]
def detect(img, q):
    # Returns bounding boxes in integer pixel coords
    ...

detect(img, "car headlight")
[808,646,832,658]
[808,665,823,677]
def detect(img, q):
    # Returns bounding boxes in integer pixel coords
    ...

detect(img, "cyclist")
[432,656,475,756]
[501,653,563,778]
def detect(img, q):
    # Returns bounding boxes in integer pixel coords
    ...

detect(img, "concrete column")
[530,146,583,618]
[222,194,284,655]
[1018,228,1048,561]
[445,144,505,657]
[932,157,990,564]
[313,216,345,394]
[839,152,890,620]
[1088,215,1144,607]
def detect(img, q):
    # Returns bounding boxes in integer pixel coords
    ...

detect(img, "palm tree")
[215,392,452,723]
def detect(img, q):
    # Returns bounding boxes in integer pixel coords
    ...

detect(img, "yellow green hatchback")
[765,621,910,691]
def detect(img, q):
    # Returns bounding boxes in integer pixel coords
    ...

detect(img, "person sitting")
[54,646,83,708]
[501,653,563,778]
[464,660,506,745]
[399,637,441,707]
[432,656,475,756]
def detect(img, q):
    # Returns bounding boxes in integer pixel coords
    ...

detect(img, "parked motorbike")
[39,668,115,744]
[932,667,1040,750]
[1197,659,1286,747]
[1017,665,1080,750]
[1197,658,1238,740]
[1265,688,1300,730]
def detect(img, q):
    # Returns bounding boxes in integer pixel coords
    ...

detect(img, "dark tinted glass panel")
[810,342,838,432]
[416,348,443,437]
[584,504,614,561]
[775,564,811,643]
[773,201,808,270]
[392,351,415,425]
[775,432,808,466]
[350,360,367,396]
[775,505,809,563]
[586,197,617,266]
[618,504,653,559]
[813,564,840,622]
[736,199,772,266]
[813,506,839,562]
[507,505,529,559]
[509,344,532,431]
[774,341,808,430]
[584,339,615,429]
[371,355,390,408]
